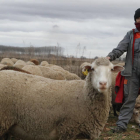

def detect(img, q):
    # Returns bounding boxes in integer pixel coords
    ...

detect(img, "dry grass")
[96,111,140,140]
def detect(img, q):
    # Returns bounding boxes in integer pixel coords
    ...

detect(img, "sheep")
[116,62,125,67]
[13,60,26,69]
[130,95,140,125]
[81,62,123,116]
[26,61,35,65]
[22,65,43,76]
[0,66,31,74]
[11,58,18,64]
[128,95,140,127]
[40,61,49,66]
[135,95,140,108]
[1,58,14,66]
[46,65,81,80]
[0,64,7,69]
[48,64,65,70]
[0,57,124,140]
[39,64,80,80]
[30,59,39,65]
[64,72,81,80]
[44,64,81,80]
[130,108,140,125]
[39,66,65,80]
[0,64,79,81]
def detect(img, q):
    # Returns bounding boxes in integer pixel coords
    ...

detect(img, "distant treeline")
[0,45,64,56]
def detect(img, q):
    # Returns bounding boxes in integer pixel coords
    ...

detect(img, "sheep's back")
[0,70,86,138]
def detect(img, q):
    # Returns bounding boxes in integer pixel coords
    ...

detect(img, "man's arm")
[107,32,130,61]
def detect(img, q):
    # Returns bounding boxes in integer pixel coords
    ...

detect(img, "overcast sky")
[0,0,139,58]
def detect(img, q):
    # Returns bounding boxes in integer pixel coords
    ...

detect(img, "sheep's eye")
[91,68,94,71]
[111,68,114,71]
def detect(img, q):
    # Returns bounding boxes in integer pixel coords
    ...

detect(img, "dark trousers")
[116,70,140,129]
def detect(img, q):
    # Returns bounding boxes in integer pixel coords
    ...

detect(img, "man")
[107,8,140,133]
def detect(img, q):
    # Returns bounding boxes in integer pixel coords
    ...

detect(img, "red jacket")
[115,72,140,103]
[115,72,125,103]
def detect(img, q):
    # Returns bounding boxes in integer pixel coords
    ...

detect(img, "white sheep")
[135,95,140,108]
[0,64,7,69]
[11,58,18,64]
[46,65,81,80]
[13,60,27,69]
[0,66,31,75]
[40,61,49,66]
[40,64,81,80]
[81,62,123,116]
[22,65,43,76]
[130,108,140,125]
[130,95,140,125]
[39,66,65,80]
[0,64,79,80]
[0,58,123,140]
[1,58,14,66]
[116,62,125,67]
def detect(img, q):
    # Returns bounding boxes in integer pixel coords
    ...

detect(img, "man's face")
[136,17,140,23]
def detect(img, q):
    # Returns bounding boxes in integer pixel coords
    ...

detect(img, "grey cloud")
[53,25,59,29]
[0,0,138,22]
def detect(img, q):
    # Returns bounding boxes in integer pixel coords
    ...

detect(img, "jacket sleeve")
[107,32,130,61]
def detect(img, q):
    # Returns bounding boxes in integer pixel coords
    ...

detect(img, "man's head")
[134,8,140,23]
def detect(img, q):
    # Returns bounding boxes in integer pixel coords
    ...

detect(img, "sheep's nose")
[99,82,107,86]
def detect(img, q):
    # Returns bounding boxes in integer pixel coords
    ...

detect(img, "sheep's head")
[84,57,124,93]
[133,108,140,116]
[132,108,140,124]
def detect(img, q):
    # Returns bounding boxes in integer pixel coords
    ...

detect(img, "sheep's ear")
[112,65,124,73]
[84,65,92,72]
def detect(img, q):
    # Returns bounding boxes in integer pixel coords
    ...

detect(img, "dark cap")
[134,8,140,21]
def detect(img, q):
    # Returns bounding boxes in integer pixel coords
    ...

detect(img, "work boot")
[112,126,126,133]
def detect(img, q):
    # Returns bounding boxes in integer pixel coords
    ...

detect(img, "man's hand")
[106,56,111,60]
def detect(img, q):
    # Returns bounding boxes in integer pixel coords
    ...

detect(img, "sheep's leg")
[9,125,58,140]
[0,133,11,140]
[0,137,4,140]
[8,125,35,140]
[3,133,11,140]
[0,136,4,140]
[0,130,12,140]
